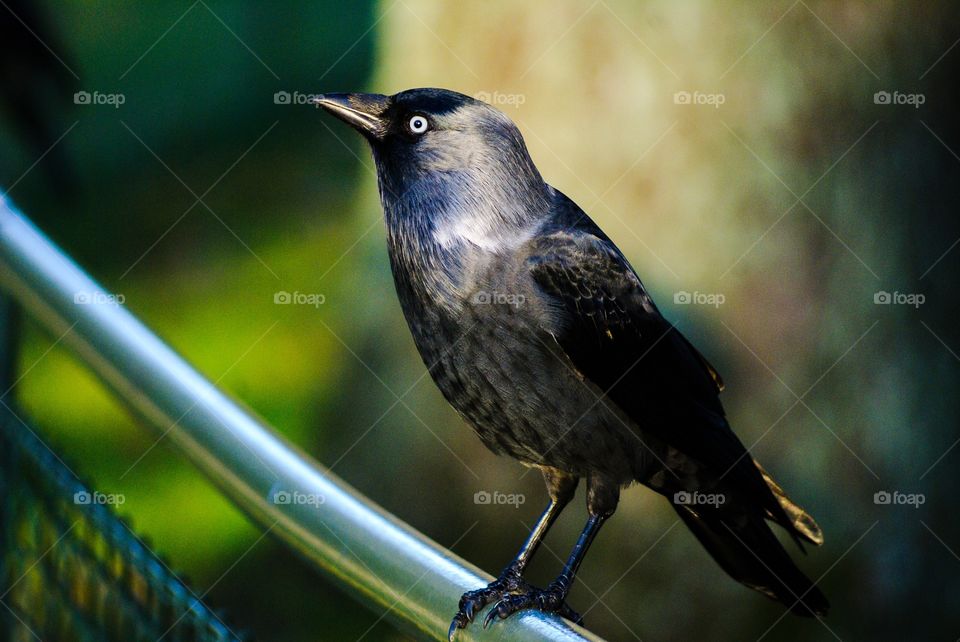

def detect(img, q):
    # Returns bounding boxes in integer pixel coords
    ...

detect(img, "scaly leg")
[482,474,620,628]
[448,468,578,640]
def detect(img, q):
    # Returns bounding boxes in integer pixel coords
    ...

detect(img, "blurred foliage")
[2,1,959,641]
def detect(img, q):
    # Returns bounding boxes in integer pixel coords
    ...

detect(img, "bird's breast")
[384,245,638,479]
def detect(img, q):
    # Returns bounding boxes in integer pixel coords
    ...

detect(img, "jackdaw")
[311,88,828,638]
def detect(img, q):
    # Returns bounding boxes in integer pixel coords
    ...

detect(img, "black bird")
[312,88,828,637]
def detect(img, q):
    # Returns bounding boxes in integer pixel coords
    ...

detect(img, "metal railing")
[0,196,602,642]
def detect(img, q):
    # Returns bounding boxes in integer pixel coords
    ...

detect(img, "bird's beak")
[310,93,389,140]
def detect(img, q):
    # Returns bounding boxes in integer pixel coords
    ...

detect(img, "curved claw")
[447,615,464,642]
[462,598,476,622]
[482,593,530,628]
[482,600,506,628]
[448,602,477,641]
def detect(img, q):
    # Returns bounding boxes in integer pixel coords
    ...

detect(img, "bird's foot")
[448,564,532,640]
[482,578,582,628]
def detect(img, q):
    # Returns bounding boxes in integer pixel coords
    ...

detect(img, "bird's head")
[311,88,548,238]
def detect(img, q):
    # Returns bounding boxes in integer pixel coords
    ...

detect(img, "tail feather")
[754,459,824,548]
[674,505,829,617]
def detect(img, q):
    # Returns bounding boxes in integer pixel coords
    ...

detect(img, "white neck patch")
[432,213,533,251]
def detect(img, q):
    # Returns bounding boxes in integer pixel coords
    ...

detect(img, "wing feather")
[526,224,796,535]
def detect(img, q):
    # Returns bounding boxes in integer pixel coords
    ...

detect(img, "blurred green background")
[2,1,958,640]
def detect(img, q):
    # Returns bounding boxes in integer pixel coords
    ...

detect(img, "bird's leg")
[483,474,620,628]
[448,469,577,639]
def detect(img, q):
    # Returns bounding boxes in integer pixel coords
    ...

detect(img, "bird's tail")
[674,505,829,617]
[753,459,824,549]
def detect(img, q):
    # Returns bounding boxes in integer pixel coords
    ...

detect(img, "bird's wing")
[526,225,783,518]
[527,227,725,422]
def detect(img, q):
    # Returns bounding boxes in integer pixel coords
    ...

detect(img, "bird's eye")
[408,115,429,134]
